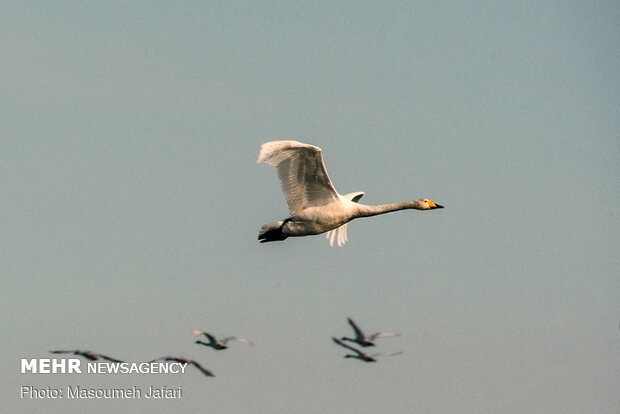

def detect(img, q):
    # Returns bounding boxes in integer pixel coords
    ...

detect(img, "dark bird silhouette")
[340,317,400,347]
[50,350,124,363]
[192,330,253,350]
[149,356,214,377]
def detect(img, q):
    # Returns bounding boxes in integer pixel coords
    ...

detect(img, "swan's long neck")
[354,201,420,218]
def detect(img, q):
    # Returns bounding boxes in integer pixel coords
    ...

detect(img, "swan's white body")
[257,140,443,245]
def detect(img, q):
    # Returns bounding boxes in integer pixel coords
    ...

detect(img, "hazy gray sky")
[3,1,619,413]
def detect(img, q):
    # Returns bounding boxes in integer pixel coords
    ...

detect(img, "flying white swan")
[257,140,443,245]
[340,317,400,347]
[192,330,254,350]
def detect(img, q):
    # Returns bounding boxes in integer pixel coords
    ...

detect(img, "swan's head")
[416,198,444,210]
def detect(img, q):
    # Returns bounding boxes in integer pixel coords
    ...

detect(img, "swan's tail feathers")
[258,221,289,243]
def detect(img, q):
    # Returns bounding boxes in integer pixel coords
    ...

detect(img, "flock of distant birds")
[50,318,402,378]
[50,140,441,378]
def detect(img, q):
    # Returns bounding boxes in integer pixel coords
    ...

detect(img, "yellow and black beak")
[428,200,444,209]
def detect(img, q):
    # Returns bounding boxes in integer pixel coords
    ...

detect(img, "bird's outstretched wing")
[257,140,340,214]
[347,318,366,341]
[193,330,218,343]
[221,336,254,347]
[50,350,74,355]
[97,354,125,363]
[188,360,215,377]
[368,332,400,341]
[50,349,98,360]
[150,356,214,377]
[332,337,364,356]
[50,350,123,362]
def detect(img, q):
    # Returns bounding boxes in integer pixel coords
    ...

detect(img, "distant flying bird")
[257,140,443,245]
[50,350,124,363]
[340,317,400,347]
[149,356,214,377]
[192,330,254,350]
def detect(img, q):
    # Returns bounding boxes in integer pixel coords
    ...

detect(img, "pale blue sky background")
[2,1,619,413]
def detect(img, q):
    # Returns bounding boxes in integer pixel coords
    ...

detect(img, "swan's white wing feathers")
[220,336,254,346]
[325,191,364,246]
[326,228,337,246]
[233,337,254,346]
[325,223,349,246]
[258,141,339,214]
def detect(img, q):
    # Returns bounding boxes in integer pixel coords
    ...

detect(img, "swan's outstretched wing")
[258,141,339,214]
[332,337,365,356]
[187,360,215,377]
[97,354,125,363]
[325,192,364,246]
[51,350,97,361]
[50,350,124,362]
[50,350,79,356]
[346,318,366,341]
[149,356,171,363]
[150,356,214,377]
[221,336,254,347]
[192,330,219,344]
[368,332,400,341]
